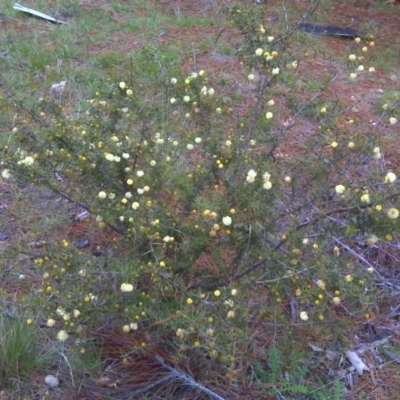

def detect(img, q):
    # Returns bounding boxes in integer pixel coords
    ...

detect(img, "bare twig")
[155,355,226,400]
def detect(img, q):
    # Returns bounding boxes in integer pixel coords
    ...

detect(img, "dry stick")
[333,237,376,270]
[124,372,176,398]
[155,356,226,400]
[59,348,75,388]
[333,237,400,292]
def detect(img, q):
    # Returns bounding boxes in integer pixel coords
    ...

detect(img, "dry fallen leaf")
[95,377,119,388]
[346,350,370,375]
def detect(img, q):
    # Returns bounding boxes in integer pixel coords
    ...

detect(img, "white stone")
[44,375,59,388]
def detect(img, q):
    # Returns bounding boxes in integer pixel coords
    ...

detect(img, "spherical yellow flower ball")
[387,208,399,220]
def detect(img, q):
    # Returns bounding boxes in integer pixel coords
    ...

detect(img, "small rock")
[44,375,59,388]
[49,81,67,100]
[75,210,90,221]
[75,239,90,249]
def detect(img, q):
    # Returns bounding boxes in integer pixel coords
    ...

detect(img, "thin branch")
[155,356,226,400]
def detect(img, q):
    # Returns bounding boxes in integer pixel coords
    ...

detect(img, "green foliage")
[251,348,343,399]
[0,317,44,385]
[1,1,399,398]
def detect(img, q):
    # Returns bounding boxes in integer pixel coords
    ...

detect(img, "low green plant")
[0,317,41,385]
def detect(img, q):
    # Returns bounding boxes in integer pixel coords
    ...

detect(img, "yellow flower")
[227,310,235,318]
[373,147,381,159]
[263,181,272,190]
[126,89,133,96]
[345,274,353,282]
[222,216,232,226]
[255,48,263,56]
[246,169,257,183]
[349,54,356,61]
[231,288,238,296]
[387,208,399,220]
[186,298,193,305]
[360,193,370,203]
[331,141,338,148]
[1,169,11,179]
[130,322,138,330]
[132,202,139,210]
[122,325,130,333]
[332,297,341,305]
[98,191,107,199]
[335,184,346,194]
[385,172,396,183]
[176,328,186,339]
[272,68,280,75]
[121,283,134,292]
[214,290,221,297]
[18,156,34,166]
[47,319,56,327]
[265,111,273,120]
[283,176,291,183]
[119,82,126,89]
[57,330,69,341]
[316,279,326,290]
[299,311,309,321]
